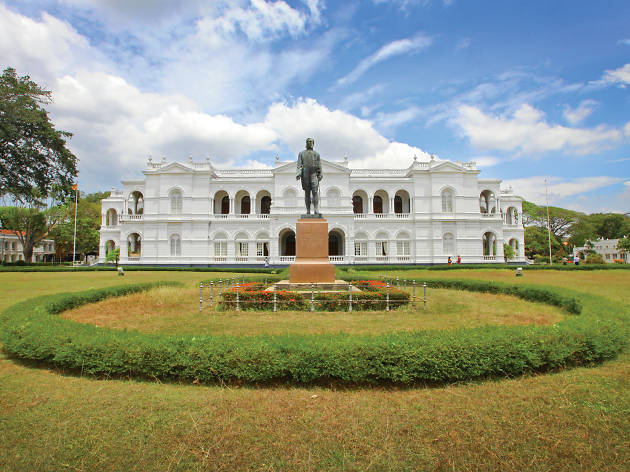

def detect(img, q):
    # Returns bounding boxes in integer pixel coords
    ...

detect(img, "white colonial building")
[98,156,525,265]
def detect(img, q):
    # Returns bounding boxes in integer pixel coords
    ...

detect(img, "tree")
[0,67,78,263]
[521,200,581,240]
[592,213,630,240]
[49,191,106,260]
[503,243,515,261]
[567,217,597,247]
[524,226,562,259]
[1,67,77,198]
[0,198,66,262]
[618,237,630,255]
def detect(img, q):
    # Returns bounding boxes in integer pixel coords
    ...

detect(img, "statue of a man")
[296,137,322,215]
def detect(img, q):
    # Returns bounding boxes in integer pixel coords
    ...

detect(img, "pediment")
[156,162,193,174]
[430,161,465,172]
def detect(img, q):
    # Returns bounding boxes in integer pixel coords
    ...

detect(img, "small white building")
[98,156,525,265]
[573,238,629,263]
[1,230,55,263]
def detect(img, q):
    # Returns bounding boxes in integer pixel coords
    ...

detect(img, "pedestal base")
[289,217,336,284]
[289,259,336,284]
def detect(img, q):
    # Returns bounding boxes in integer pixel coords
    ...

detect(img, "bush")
[1,278,626,386]
[585,254,604,265]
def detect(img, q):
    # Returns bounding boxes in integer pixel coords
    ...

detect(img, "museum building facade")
[98,156,525,265]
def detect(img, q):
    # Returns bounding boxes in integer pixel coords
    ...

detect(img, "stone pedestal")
[289,218,336,283]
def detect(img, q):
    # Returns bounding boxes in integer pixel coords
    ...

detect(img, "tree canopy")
[0,67,77,199]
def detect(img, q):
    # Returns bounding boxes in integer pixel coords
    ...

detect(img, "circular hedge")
[0,278,627,385]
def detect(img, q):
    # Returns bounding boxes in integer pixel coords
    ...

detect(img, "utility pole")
[72,183,78,266]
[545,178,552,265]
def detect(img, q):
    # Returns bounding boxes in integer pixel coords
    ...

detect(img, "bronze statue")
[296,137,322,216]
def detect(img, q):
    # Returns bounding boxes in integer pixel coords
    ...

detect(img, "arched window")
[221,196,229,214]
[443,233,455,254]
[170,234,181,256]
[480,190,495,214]
[394,196,403,214]
[442,189,454,212]
[240,196,251,214]
[129,191,144,215]
[260,196,271,214]
[106,209,118,226]
[170,189,182,214]
[352,195,363,214]
[373,195,383,214]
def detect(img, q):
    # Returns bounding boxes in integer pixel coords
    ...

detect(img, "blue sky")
[2,0,629,213]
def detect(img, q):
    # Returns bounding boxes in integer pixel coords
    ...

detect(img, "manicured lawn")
[1,269,629,471]
[62,285,566,336]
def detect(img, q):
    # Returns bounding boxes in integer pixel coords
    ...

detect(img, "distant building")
[98,156,525,265]
[0,230,55,263]
[573,238,629,263]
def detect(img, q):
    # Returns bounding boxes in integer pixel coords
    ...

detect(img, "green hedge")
[1,279,626,385]
[0,266,283,273]
[339,263,630,272]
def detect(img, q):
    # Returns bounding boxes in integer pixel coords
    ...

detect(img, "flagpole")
[545,178,552,265]
[72,184,78,266]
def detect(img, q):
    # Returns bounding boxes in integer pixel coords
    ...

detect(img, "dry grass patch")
[61,286,566,336]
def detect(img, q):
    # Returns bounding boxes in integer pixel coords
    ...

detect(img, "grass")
[61,286,566,336]
[1,269,629,471]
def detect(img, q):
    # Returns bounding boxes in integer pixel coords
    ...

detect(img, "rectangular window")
[376,241,388,256]
[256,242,264,257]
[214,242,227,257]
[354,241,367,256]
[238,242,248,257]
[396,240,410,256]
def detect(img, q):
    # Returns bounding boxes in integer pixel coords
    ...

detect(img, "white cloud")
[473,156,500,168]
[50,71,278,185]
[625,122,630,137]
[336,34,433,86]
[264,98,430,167]
[618,39,630,46]
[502,176,623,208]
[0,4,105,84]
[604,63,630,87]
[453,104,622,155]
[374,106,423,130]
[199,0,317,42]
[563,99,598,125]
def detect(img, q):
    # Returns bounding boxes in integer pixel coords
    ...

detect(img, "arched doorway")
[279,229,296,256]
[328,229,345,256]
[127,233,141,257]
[482,231,496,257]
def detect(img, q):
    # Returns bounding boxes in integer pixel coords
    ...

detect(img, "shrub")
[585,254,604,265]
[1,278,626,386]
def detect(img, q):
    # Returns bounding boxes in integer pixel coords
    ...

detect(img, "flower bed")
[219,280,410,311]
